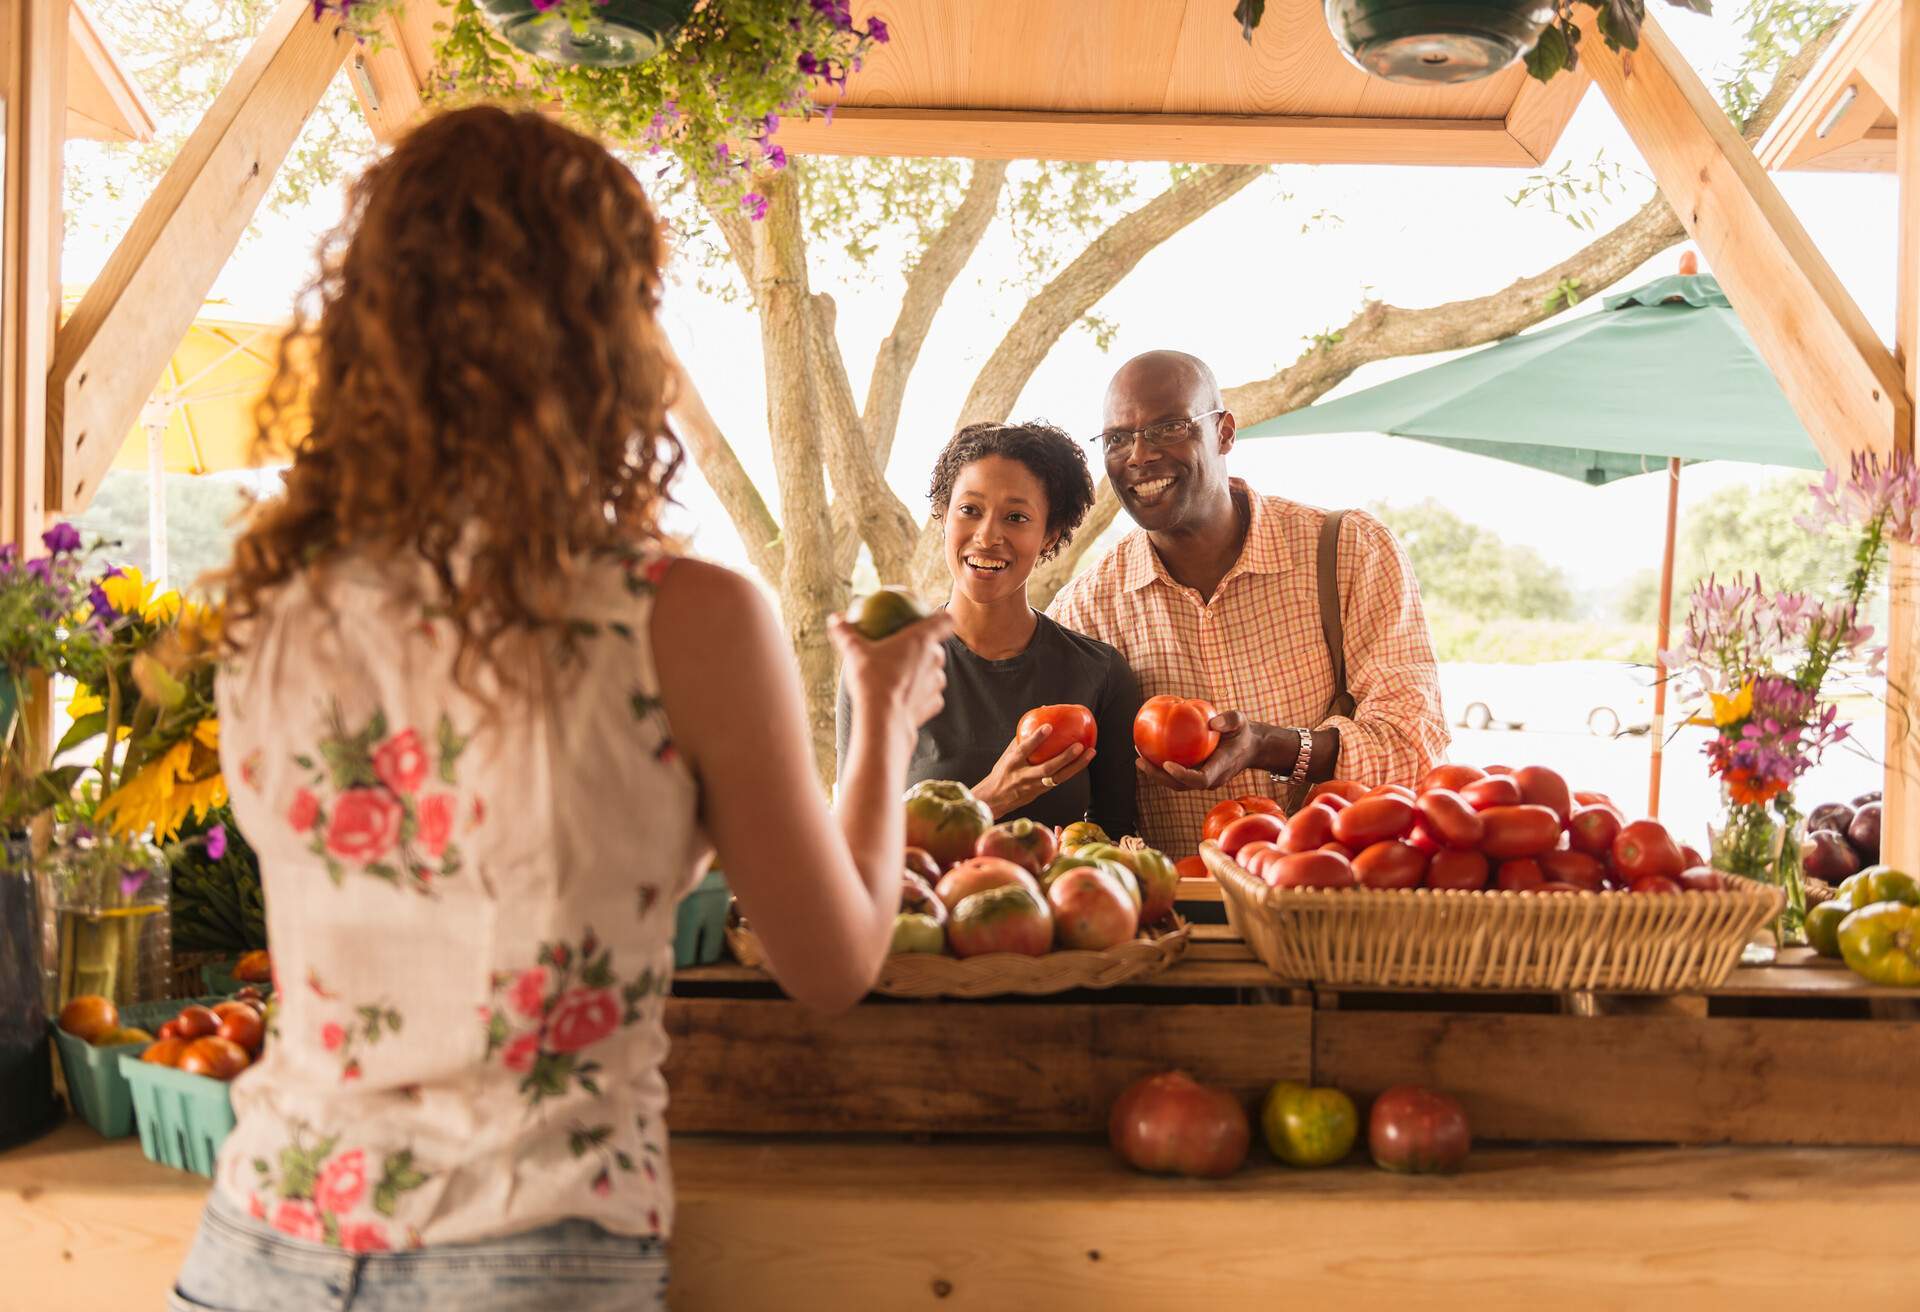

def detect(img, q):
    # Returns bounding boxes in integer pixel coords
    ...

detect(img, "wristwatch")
[1272,727,1312,794]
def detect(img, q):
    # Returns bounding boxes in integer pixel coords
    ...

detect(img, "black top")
[836,612,1141,838]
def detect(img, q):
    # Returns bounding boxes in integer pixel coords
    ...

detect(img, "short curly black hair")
[927,421,1096,562]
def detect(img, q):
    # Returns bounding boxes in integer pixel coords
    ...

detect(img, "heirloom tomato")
[1133,696,1220,769]
[904,780,994,869]
[1017,704,1097,762]
[1109,1071,1251,1178]
[1260,1081,1359,1168]
[1368,1086,1470,1174]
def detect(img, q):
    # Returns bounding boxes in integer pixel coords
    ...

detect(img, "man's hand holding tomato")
[1136,706,1339,795]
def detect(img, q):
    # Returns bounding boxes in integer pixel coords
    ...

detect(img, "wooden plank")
[1756,0,1898,171]
[1582,9,1907,466]
[2,0,65,548]
[46,0,348,515]
[663,998,1310,1133]
[61,0,156,142]
[1503,60,1591,164]
[1888,0,1920,882]
[776,108,1539,166]
[341,10,424,145]
[1315,1010,1920,1145]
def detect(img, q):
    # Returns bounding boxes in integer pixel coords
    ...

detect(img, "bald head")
[1104,350,1222,421]
[1099,350,1236,536]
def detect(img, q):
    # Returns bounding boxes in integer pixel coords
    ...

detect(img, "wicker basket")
[725,914,1191,999]
[1203,842,1783,992]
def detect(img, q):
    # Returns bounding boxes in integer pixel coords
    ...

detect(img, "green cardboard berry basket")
[52,996,221,1139]
[675,869,729,968]
[118,1051,237,1177]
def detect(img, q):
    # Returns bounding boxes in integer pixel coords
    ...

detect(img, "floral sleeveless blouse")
[213,549,707,1251]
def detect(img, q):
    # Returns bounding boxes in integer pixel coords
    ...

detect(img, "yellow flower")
[1709,680,1754,728]
[144,590,183,624]
[97,738,226,840]
[101,568,154,618]
[193,717,219,750]
[69,686,104,717]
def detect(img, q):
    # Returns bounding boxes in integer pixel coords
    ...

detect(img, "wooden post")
[46,0,348,516]
[2,0,66,548]
[1647,457,1681,819]
[1579,10,1907,467]
[1886,0,1919,877]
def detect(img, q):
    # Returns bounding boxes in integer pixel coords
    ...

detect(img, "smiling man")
[1047,350,1448,854]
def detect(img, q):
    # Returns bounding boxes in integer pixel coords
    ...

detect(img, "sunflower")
[96,735,227,840]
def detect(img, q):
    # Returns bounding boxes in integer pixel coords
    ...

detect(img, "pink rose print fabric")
[247,1126,428,1253]
[482,929,669,1107]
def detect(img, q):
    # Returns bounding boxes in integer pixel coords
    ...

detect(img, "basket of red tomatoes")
[1203,764,1784,991]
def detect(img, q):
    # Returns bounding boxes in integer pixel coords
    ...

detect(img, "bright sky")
[60,5,1902,599]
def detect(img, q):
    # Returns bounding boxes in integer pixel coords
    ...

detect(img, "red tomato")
[178,1036,251,1081]
[1537,882,1585,894]
[1630,874,1683,895]
[1415,790,1484,850]
[1315,792,1353,813]
[213,1002,265,1055]
[172,1005,219,1042]
[1109,1071,1251,1179]
[1459,776,1524,811]
[1573,791,1617,810]
[1281,802,1340,854]
[1133,696,1220,769]
[1679,867,1725,892]
[1353,840,1429,889]
[1417,763,1487,795]
[1236,841,1282,879]
[1496,859,1546,891]
[1612,820,1684,883]
[156,1019,182,1042]
[1678,844,1706,871]
[1479,805,1562,859]
[1512,766,1573,824]
[1566,805,1623,859]
[1307,779,1370,806]
[1369,1085,1470,1174]
[1017,704,1097,763]
[1364,784,1418,802]
[1319,842,1355,861]
[1428,849,1489,890]
[1175,855,1207,881]
[1482,765,1514,776]
[1204,797,1285,843]
[140,1037,188,1067]
[1540,849,1605,892]
[1331,796,1418,849]
[1405,823,1442,855]
[1219,813,1285,858]
[1266,851,1357,889]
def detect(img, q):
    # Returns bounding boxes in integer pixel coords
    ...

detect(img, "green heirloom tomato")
[1058,821,1111,853]
[1805,899,1849,959]
[902,780,993,870]
[1845,866,1920,911]
[890,912,946,954]
[1260,1081,1359,1168]
[851,588,928,641]
[1838,902,1920,987]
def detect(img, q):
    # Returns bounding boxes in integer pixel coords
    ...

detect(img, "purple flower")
[797,51,819,77]
[763,112,780,136]
[0,543,15,573]
[25,557,52,583]
[205,825,228,861]
[41,522,81,555]
[716,141,731,166]
[763,143,788,170]
[530,0,561,11]
[822,103,835,124]
[119,868,149,899]
[88,583,114,620]
[867,16,889,43]
[810,0,854,27]
[741,191,770,221]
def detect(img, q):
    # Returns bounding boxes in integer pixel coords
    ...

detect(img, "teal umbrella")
[1239,270,1824,817]
[1240,273,1821,479]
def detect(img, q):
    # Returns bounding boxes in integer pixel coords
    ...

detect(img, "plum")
[1848,802,1882,865]
[1806,802,1854,836]
[1803,828,1861,883]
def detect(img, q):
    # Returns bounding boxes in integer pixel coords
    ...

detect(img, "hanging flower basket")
[1325,0,1556,84]
[475,0,698,69]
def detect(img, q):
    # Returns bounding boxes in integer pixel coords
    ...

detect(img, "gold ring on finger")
[1041,776,1056,789]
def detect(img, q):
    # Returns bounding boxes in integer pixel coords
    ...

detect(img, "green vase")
[0,668,18,760]
[477,0,696,68]
[1708,793,1808,952]
[1325,0,1556,83]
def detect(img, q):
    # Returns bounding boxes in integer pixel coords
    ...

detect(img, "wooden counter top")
[8,1119,1919,1309]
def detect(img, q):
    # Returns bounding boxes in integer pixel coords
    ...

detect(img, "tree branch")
[864,159,1009,465]
[662,337,784,588]
[808,292,918,584]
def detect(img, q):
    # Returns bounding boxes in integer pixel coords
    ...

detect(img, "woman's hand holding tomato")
[973,717,1095,821]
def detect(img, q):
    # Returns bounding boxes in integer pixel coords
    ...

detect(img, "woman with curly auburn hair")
[172,107,950,1311]
[836,422,1141,838]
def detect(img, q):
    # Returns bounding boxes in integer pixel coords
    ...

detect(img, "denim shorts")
[169,1190,669,1311]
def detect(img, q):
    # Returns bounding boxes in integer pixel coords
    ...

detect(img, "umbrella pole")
[146,415,168,590]
[1648,457,1682,818]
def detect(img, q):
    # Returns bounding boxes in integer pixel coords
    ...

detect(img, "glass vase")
[47,830,172,1011]
[1,833,60,1152]
[1708,793,1807,954]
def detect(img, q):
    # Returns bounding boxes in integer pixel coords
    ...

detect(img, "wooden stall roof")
[1757,0,1898,173]
[0,0,155,143]
[352,0,1591,166]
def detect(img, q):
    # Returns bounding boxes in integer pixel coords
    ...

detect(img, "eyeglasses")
[1092,409,1225,456]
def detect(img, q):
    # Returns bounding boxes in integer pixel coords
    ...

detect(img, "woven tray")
[725,914,1191,999]
[1202,842,1783,992]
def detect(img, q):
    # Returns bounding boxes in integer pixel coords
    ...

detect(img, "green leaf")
[55,711,108,756]
[1524,22,1570,82]
[373,1183,397,1217]
[367,862,402,884]
[1231,0,1266,43]
[294,754,315,770]
[614,1150,634,1171]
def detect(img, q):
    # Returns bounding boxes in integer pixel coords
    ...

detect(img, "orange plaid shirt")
[1048,481,1448,855]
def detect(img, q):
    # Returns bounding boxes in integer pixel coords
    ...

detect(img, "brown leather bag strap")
[1318,510,1357,720]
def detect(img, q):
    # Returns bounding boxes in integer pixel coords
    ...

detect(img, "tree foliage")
[1370,499,1579,622]
[65,470,252,595]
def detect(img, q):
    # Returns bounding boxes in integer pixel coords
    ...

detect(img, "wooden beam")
[342,11,424,145]
[1886,0,1919,888]
[1756,0,1899,172]
[3,0,66,548]
[1581,10,1906,468]
[1503,61,1591,164]
[777,107,1541,166]
[46,0,349,516]
[65,0,156,143]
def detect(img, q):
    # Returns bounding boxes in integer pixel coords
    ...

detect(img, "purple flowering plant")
[343,0,891,219]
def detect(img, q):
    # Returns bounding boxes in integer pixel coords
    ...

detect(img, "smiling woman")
[837,422,1142,839]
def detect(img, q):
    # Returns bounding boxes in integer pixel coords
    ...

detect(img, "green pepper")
[1842,866,1920,911]
[1838,902,1920,987]
[1806,899,1849,959]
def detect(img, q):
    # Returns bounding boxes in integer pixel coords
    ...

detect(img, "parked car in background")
[1439,662,1659,737]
